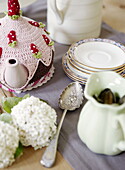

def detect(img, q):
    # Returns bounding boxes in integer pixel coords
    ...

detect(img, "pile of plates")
[62,38,125,84]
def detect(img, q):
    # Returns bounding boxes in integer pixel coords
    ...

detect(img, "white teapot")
[4,58,28,88]
[77,71,125,155]
[47,0,103,45]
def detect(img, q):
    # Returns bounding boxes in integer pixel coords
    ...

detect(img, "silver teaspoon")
[40,81,84,168]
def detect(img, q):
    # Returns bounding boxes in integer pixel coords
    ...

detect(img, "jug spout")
[51,0,64,24]
[4,58,28,88]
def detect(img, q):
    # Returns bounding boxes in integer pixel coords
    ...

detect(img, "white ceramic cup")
[47,0,103,45]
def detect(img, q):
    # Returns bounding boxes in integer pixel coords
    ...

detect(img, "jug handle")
[113,115,125,151]
[52,0,64,24]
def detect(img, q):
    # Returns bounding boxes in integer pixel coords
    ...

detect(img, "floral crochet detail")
[42,35,54,46]
[7,30,17,47]
[30,43,42,59]
[8,0,20,20]
[28,21,45,28]
[0,47,2,56]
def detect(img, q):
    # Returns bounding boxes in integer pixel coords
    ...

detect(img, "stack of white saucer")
[62,38,125,84]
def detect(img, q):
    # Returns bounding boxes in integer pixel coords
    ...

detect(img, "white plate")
[69,38,125,70]
[68,55,97,74]
[62,53,87,84]
[68,53,125,74]
[0,0,36,13]
[63,69,86,85]
[67,55,125,79]
[67,58,90,79]
[62,53,125,84]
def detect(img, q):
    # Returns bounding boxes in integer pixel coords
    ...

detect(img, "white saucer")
[69,38,125,70]
[62,53,87,84]
[62,52,125,85]
[68,53,125,75]
[67,58,90,79]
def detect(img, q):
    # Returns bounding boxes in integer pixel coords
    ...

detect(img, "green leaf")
[39,22,46,28]
[33,52,42,59]
[10,15,20,20]
[1,94,30,113]
[48,41,54,46]
[0,113,12,123]
[39,98,48,104]
[14,142,23,158]
[8,41,17,48]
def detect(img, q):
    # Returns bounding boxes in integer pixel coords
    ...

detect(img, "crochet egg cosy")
[0,0,54,93]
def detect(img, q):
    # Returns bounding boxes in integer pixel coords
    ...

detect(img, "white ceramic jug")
[77,71,125,155]
[47,0,103,45]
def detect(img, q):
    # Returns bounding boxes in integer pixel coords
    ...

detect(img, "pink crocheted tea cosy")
[0,0,55,93]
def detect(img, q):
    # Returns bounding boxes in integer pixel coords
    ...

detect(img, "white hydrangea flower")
[0,121,19,168]
[11,96,57,150]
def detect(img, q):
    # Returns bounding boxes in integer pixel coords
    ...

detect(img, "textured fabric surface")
[17,0,125,169]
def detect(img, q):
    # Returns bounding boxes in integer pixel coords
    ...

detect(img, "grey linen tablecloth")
[16,0,125,169]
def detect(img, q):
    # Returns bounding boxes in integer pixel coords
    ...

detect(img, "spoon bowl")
[40,81,84,168]
[59,81,84,110]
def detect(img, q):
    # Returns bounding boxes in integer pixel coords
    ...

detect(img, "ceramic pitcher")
[47,0,103,45]
[77,71,125,155]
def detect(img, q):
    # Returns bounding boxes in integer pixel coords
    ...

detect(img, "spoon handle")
[40,109,67,168]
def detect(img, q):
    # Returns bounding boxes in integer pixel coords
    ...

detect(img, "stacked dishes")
[62,38,125,84]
